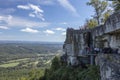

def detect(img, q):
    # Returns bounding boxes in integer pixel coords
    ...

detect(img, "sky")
[0,0,94,42]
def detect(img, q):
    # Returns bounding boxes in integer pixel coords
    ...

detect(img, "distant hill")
[0,42,63,61]
[0,40,63,44]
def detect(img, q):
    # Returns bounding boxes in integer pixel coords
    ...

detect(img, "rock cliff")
[96,54,120,80]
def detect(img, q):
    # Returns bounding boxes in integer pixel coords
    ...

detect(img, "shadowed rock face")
[96,54,120,80]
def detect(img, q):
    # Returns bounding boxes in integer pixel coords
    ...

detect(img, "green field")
[0,58,30,68]
[0,62,19,68]
[7,58,30,63]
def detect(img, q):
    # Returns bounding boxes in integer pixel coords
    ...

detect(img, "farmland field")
[0,62,19,68]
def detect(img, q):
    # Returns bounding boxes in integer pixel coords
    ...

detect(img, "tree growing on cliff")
[87,0,108,25]
[85,18,98,29]
[102,9,112,23]
[110,0,120,11]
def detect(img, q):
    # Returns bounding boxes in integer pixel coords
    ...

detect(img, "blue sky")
[0,0,94,42]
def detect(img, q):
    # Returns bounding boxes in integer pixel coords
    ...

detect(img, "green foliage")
[42,65,100,80]
[18,68,45,80]
[51,56,60,71]
[20,77,28,80]
[28,69,45,80]
[102,10,112,23]
[85,19,98,29]
[78,66,100,80]
[40,57,100,80]
[0,68,30,80]
[87,0,108,25]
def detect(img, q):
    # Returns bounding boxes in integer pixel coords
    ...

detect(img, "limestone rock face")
[96,54,120,80]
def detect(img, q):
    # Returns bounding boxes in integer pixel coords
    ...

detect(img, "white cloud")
[17,5,30,10]
[44,30,55,34]
[29,13,35,17]
[62,32,66,35]
[29,4,43,13]
[57,0,79,16]
[0,15,13,23]
[21,27,39,33]
[17,4,45,21]
[0,15,50,28]
[55,27,66,31]
[0,26,9,29]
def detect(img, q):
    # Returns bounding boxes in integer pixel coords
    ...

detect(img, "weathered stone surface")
[96,54,120,80]
[92,11,120,37]
[62,11,120,80]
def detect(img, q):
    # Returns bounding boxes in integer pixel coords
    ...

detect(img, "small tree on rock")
[87,0,108,25]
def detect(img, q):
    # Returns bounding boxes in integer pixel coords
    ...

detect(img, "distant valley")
[0,42,63,80]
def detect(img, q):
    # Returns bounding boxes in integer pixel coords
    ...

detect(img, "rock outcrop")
[62,10,120,80]
[96,54,120,80]
[63,10,120,66]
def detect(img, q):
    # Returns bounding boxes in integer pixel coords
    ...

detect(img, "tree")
[51,56,60,71]
[102,9,112,23]
[87,0,108,25]
[85,19,98,29]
